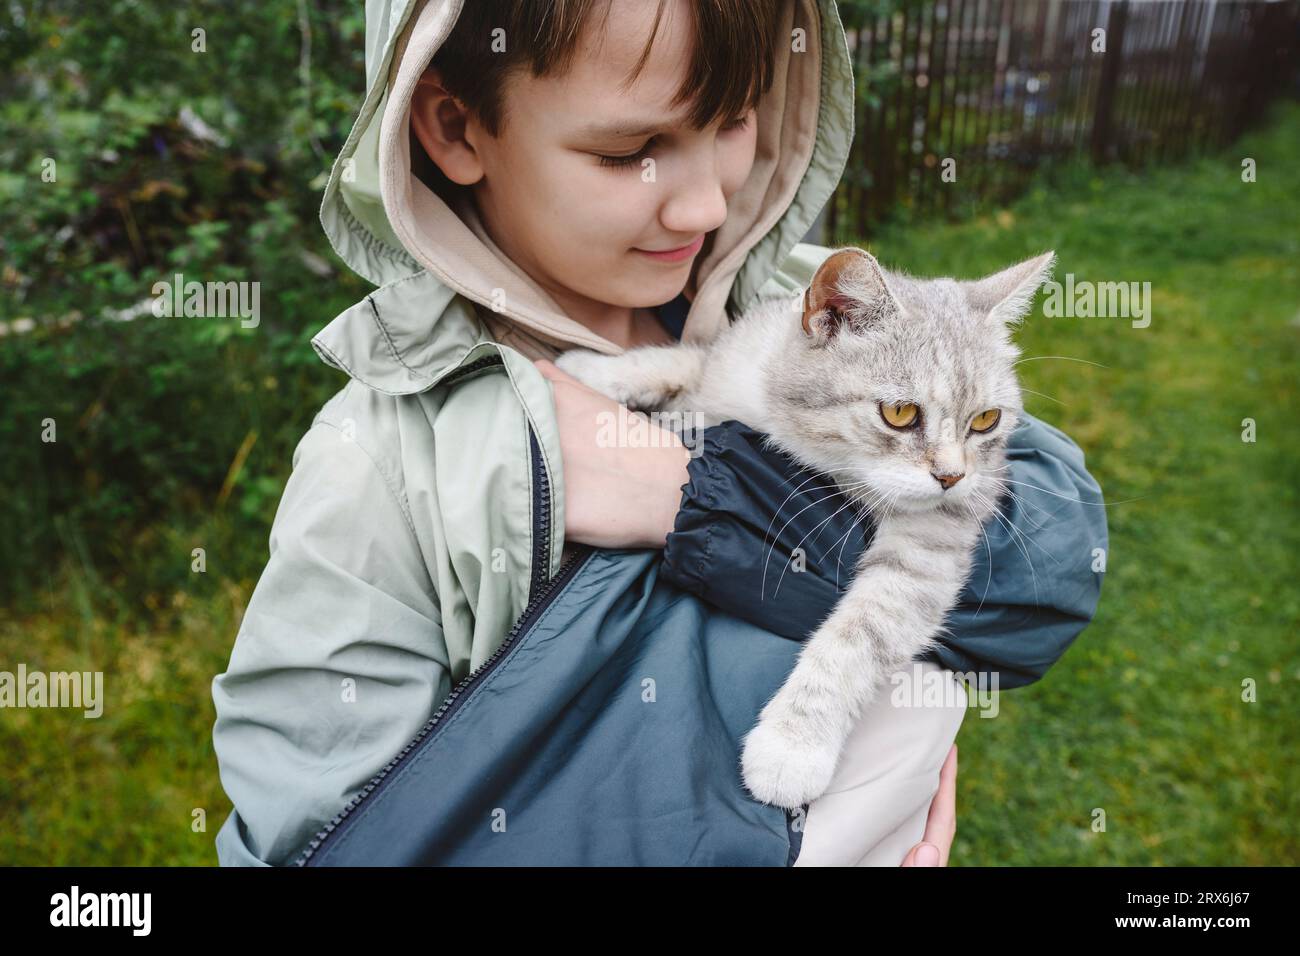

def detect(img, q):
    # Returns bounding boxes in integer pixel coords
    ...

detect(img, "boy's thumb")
[902,843,941,867]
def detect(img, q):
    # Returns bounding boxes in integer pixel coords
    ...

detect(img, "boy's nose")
[661,173,728,237]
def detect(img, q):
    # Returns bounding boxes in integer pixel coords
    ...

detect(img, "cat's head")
[766,246,1056,515]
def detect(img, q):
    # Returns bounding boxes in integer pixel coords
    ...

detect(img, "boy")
[211,0,1104,866]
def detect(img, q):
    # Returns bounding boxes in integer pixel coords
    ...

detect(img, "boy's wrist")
[643,443,691,549]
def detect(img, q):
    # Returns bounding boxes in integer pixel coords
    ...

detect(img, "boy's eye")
[596,141,653,169]
[597,150,647,169]
[594,114,749,169]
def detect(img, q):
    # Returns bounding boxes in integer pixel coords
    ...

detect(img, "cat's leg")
[741,507,982,809]
[554,343,709,413]
[793,659,967,866]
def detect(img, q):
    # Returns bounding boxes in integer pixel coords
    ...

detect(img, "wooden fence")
[825,0,1300,240]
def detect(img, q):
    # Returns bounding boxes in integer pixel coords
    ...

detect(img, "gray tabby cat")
[555,247,1056,809]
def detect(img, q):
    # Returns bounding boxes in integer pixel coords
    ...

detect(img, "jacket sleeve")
[660,412,1106,690]
[210,420,449,866]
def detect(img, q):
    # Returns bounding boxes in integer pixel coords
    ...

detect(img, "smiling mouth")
[635,235,705,263]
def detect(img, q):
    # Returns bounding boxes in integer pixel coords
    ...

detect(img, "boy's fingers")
[901,745,958,867]
[923,744,958,863]
[936,743,957,820]
[901,842,941,867]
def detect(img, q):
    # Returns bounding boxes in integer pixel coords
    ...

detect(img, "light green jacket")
[211,0,856,865]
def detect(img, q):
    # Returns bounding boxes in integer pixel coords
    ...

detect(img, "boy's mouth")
[635,235,705,264]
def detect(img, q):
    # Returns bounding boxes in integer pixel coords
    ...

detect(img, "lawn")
[1,100,1296,867]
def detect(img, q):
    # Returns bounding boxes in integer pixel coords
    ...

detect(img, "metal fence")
[825,0,1300,240]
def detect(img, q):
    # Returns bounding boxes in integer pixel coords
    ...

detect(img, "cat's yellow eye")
[970,408,1002,433]
[879,402,919,429]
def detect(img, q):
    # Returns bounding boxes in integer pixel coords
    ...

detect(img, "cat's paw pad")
[740,718,840,810]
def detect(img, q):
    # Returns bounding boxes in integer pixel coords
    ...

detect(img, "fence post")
[1091,0,1129,164]
[1234,1,1286,141]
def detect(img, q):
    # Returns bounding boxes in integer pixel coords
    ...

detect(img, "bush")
[0,0,370,612]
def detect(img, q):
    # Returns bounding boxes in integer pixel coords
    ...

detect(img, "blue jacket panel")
[297,547,806,866]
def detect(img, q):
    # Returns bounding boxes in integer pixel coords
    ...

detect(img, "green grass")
[863,98,1300,865]
[1,100,1296,867]
[0,575,244,865]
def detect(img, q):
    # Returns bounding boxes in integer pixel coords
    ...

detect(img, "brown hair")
[426,0,786,137]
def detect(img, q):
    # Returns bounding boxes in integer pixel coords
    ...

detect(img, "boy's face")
[418,0,759,317]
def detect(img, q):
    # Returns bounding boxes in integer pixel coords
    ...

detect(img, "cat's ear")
[801,247,900,342]
[963,251,1057,328]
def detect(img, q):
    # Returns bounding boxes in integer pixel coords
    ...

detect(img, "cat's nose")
[933,472,964,490]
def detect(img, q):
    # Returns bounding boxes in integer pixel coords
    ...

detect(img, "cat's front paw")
[740,714,840,810]
[554,349,623,402]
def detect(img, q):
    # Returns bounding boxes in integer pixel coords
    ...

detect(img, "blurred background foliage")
[1,0,370,613]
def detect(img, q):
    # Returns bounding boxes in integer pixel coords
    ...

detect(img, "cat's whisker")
[981,487,1059,565]
[985,476,1053,527]
[1000,487,1056,528]
[811,482,893,596]
[762,471,837,547]
[770,489,876,600]
[832,483,901,596]
[848,482,894,520]
[982,509,1040,608]
[761,482,867,595]
[998,478,1139,507]
[1013,355,1110,370]
[759,479,879,597]
[759,481,873,600]
[983,470,1062,526]
[987,509,1051,610]
[1019,388,1066,406]
[827,515,870,593]
[972,487,1043,607]
[964,498,995,618]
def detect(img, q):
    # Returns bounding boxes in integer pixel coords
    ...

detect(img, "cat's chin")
[888,495,946,514]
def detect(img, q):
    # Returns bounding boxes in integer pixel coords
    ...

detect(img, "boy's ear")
[410,66,484,187]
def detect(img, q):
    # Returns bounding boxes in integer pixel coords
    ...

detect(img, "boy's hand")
[534,359,690,550]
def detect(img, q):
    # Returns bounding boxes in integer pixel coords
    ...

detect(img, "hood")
[318,0,854,357]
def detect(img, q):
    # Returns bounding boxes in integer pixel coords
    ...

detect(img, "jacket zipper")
[527,428,553,602]
[293,361,591,866]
